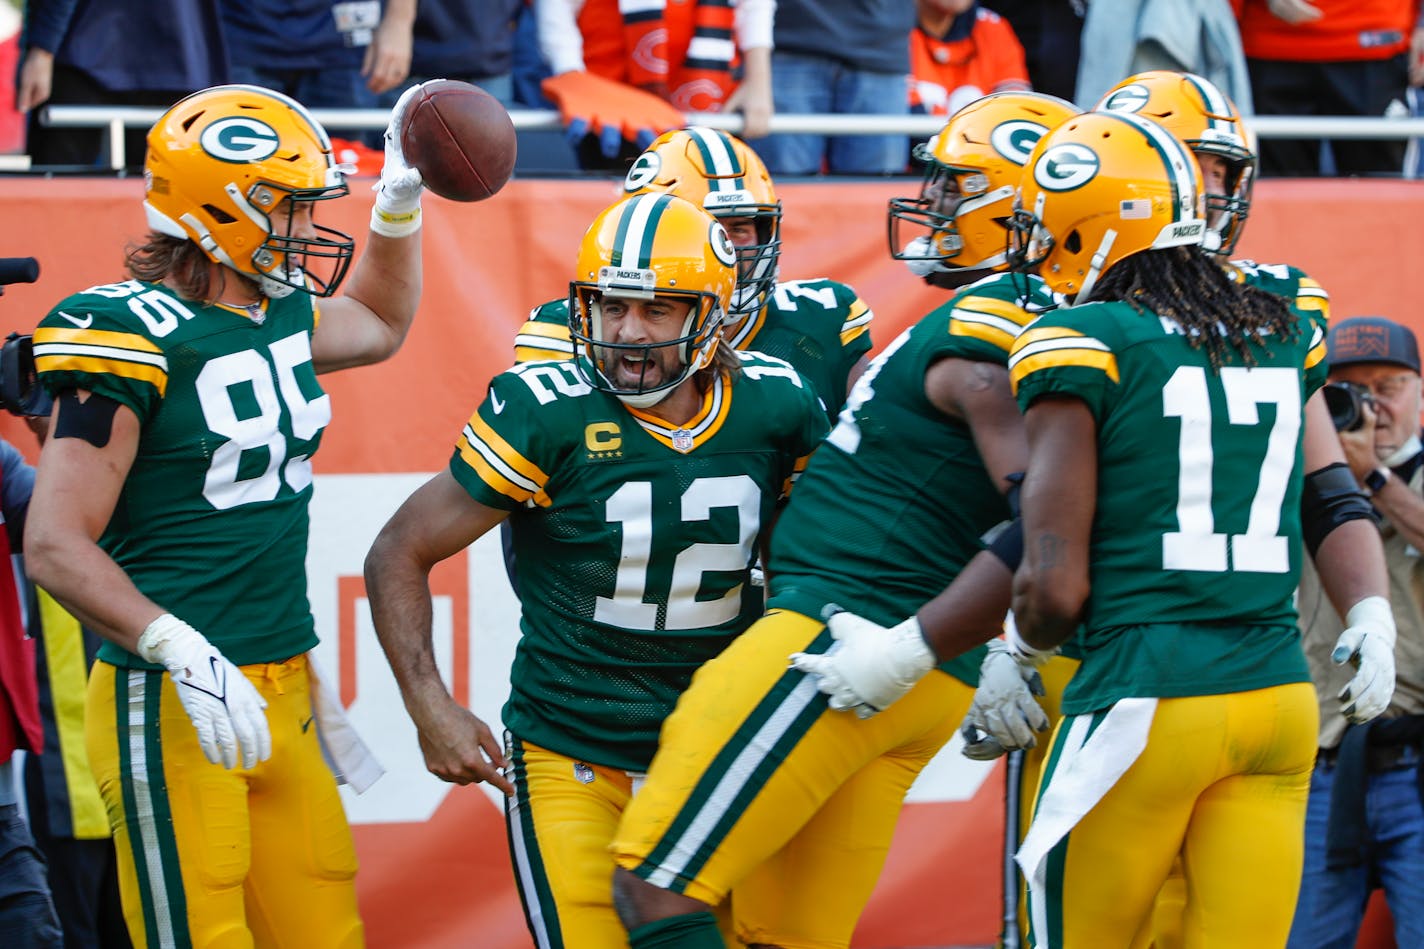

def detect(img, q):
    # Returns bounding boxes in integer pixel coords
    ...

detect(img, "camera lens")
[1322,381,1365,432]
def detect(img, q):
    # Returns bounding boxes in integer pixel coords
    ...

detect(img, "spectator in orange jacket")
[909,0,1030,116]
[1235,0,1420,176]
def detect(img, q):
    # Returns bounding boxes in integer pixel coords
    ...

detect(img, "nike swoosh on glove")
[1333,595,1397,724]
[137,614,272,769]
[789,610,936,719]
[541,71,685,159]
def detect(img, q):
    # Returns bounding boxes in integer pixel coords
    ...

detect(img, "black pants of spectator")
[0,804,62,949]
[1248,54,1409,177]
[26,65,185,171]
[992,0,1085,103]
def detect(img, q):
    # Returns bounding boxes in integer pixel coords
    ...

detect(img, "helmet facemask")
[1189,140,1254,257]
[719,203,781,318]
[889,145,1007,273]
[569,280,726,409]
[242,180,354,298]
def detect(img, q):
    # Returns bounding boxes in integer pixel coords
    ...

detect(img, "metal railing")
[36,104,1424,172]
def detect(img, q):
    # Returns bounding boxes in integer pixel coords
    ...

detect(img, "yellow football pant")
[504,738,740,949]
[86,656,362,949]
[1026,684,1316,948]
[612,608,968,949]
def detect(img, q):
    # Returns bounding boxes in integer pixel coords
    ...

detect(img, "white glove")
[789,610,936,719]
[371,82,429,238]
[958,639,1048,761]
[137,614,272,769]
[1332,595,1396,724]
[1267,0,1322,25]
[900,236,951,278]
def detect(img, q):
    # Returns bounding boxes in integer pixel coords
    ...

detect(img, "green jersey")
[452,353,827,771]
[34,279,329,669]
[1227,260,1330,323]
[511,276,874,419]
[768,272,1054,686]
[1009,297,1330,714]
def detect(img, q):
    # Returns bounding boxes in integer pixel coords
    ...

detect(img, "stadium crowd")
[13,0,1424,177]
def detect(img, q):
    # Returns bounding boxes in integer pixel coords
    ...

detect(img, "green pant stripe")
[1027,709,1108,948]
[503,734,560,949]
[640,634,832,891]
[120,670,190,949]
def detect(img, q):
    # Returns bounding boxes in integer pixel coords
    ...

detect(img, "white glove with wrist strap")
[959,638,1049,761]
[370,82,428,238]
[789,610,936,720]
[1333,595,1396,724]
[137,614,272,770]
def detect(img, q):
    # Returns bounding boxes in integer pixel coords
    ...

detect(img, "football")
[399,80,517,202]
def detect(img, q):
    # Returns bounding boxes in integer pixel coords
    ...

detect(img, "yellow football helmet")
[570,193,738,407]
[144,84,354,298]
[623,126,780,317]
[1095,71,1255,256]
[889,92,1079,274]
[1009,110,1207,302]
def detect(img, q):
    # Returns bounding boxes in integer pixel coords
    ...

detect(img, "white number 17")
[1161,365,1300,574]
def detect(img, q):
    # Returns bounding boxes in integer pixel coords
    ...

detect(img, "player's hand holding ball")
[371,79,517,236]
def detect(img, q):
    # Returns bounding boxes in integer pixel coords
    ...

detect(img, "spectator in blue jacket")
[18,0,228,169]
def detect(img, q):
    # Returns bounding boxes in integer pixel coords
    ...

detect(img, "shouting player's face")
[598,294,696,392]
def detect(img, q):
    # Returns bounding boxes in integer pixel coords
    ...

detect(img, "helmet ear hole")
[1065,230,1082,254]
[203,204,238,224]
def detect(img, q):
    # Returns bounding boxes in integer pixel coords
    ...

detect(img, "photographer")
[1290,315,1424,948]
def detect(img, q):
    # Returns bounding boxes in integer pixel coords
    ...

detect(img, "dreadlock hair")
[125,232,257,305]
[1084,245,1297,371]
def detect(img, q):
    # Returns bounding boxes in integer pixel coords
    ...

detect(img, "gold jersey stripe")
[839,301,872,346]
[956,295,1038,328]
[781,452,812,499]
[514,344,574,364]
[1013,324,1087,349]
[34,353,168,396]
[1010,348,1120,389]
[519,321,573,341]
[456,435,550,507]
[1305,324,1327,370]
[467,413,549,488]
[34,325,163,353]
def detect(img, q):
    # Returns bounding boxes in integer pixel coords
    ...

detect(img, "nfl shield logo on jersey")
[672,429,694,452]
[573,762,595,784]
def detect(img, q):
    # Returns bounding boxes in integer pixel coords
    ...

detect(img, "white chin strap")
[1070,228,1117,305]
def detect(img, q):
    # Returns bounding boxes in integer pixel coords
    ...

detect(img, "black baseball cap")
[1328,316,1421,373]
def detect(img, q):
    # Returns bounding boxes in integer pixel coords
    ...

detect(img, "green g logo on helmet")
[709,220,737,268]
[1034,143,1100,191]
[1100,84,1151,114]
[990,120,1050,167]
[624,152,662,192]
[199,117,281,164]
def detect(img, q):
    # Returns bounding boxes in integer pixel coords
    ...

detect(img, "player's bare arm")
[364,468,513,794]
[312,231,424,373]
[25,392,165,650]
[1014,397,1096,652]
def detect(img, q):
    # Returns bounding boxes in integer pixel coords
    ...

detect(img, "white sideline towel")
[307,653,385,794]
[1017,697,1156,944]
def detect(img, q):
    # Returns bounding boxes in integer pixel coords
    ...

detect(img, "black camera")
[0,257,49,417]
[1322,380,1376,432]
[0,333,51,418]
